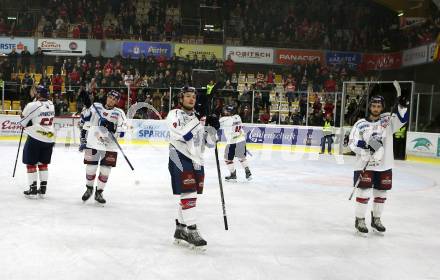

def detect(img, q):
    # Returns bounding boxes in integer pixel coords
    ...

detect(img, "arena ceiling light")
[398,11,404,16]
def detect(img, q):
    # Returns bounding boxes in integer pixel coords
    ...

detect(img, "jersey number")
[40,117,54,126]
[235,126,242,133]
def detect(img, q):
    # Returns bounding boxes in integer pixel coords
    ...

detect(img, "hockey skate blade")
[190,244,207,252]
[38,193,46,199]
[225,179,237,182]
[355,230,368,238]
[246,176,253,181]
[94,201,105,207]
[24,194,38,199]
[173,239,189,247]
[372,228,385,236]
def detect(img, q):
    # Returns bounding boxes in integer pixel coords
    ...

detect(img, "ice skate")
[82,186,94,202]
[94,188,106,204]
[355,217,368,237]
[187,225,207,251]
[173,220,189,246]
[245,167,252,181]
[225,170,237,182]
[371,212,386,235]
[24,183,38,199]
[38,182,47,198]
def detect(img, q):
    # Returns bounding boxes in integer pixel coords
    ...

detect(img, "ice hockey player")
[20,85,55,198]
[80,90,127,204]
[219,105,252,181]
[349,94,408,235]
[166,86,218,249]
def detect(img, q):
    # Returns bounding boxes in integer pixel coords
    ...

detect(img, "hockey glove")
[80,90,92,108]
[398,95,409,107]
[367,136,383,153]
[98,118,116,133]
[206,114,220,130]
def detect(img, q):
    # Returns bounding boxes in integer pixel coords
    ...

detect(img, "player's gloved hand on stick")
[98,118,116,133]
[367,135,383,153]
[206,114,220,130]
[398,95,409,107]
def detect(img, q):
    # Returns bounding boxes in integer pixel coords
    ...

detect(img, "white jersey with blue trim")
[219,115,246,144]
[167,109,215,166]
[349,106,408,171]
[20,100,56,143]
[83,103,127,152]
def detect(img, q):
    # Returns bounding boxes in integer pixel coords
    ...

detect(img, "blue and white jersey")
[219,115,245,144]
[349,106,408,171]
[166,109,215,166]
[83,103,127,152]
[20,100,56,143]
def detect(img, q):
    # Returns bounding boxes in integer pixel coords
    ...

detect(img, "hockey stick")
[12,128,24,178]
[349,81,402,200]
[92,103,134,171]
[214,141,229,230]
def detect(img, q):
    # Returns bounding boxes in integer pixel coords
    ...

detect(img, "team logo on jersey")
[381,178,392,185]
[411,138,432,151]
[361,177,372,183]
[36,130,54,138]
[183,178,196,185]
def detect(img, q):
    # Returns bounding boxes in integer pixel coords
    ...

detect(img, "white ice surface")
[0,143,439,280]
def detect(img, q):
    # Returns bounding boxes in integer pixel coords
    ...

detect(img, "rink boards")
[1,114,439,163]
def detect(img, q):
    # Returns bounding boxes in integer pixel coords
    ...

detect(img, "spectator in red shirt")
[312,96,322,114]
[104,59,113,76]
[52,73,63,97]
[323,99,335,117]
[260,109,271,124]
[324,75,336,92]
[72,24,80,38]
[223,55,235,80]
[94,61,102,72]
[93,23,103,39]
[69,67,81,85]
[266,70,275,85]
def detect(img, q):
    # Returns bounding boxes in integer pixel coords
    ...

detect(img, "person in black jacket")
[34,47,45,74]
[20,46,32,73]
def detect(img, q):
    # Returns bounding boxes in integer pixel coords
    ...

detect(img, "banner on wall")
[130,119,170,140]
[0,37,35,54]
[362,52,402,70]
[325,51,361,69]
[406,132,440,158]
[402,45,428,66]
[37,39,86,56]
[121,42,172,59]
[428,42,438,62]
[174,43,224,59]
[226,46,274,64]
[276,49,324,65]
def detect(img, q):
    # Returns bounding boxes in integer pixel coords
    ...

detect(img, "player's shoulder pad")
[353,118,368,129]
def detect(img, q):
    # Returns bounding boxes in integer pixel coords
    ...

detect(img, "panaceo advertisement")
[276,49,324,65]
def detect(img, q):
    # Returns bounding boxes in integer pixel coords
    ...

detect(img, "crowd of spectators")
[1,0,182,42]
[1,0,439,52]
[0,40,377,125]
